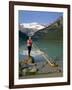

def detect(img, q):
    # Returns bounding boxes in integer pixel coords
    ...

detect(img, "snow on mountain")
[20,22,45,30]
[19,22,45,36]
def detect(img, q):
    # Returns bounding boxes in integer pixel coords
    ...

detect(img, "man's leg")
[28,46,31,56]
[29,46,31,56]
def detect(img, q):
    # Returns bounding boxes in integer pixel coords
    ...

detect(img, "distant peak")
[20,22,45,30]
[19,22,46,36]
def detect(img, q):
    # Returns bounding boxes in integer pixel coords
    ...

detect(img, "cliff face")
[32,17,63,40]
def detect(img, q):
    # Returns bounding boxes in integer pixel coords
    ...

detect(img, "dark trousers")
[27,46,32,56]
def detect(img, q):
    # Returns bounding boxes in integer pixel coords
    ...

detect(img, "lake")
[19,38,63,63]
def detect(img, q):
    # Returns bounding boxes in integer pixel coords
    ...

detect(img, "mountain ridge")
[19,16,63,40]
[19,22,45,36]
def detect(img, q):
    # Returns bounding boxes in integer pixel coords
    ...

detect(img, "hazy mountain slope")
[32,17,63,40]
[19,31,28,46]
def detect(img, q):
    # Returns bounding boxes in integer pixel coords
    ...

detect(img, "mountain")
[19,22,45,36]
[19,16,63,41]
[32,17,63,40]
[19,31,28,46]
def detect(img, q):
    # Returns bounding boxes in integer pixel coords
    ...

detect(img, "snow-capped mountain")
[19,22,45,36]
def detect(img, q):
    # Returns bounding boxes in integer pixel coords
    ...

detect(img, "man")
[27,37,32,56]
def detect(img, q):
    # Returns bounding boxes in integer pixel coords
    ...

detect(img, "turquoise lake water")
[34,40,63,60]
[19,39,63,62]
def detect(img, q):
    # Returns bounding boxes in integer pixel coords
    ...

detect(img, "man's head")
[29,36,31,40]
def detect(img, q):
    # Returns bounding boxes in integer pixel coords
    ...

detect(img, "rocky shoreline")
[19,55,63,79]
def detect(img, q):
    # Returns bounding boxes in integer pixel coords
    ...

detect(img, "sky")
[19,10,63,25]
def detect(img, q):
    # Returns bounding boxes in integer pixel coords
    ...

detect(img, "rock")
[19,56,37,76]
[29,66,37,72]
[22,68,29,76]
[21,56,35,64]
[27,56,35,64]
